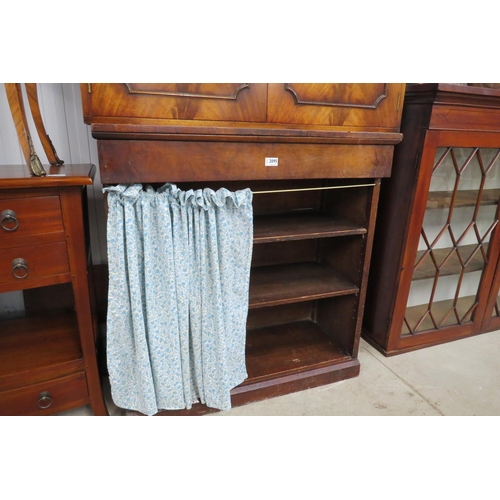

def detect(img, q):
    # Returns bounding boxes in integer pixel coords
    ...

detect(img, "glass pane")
[403,147,500,336]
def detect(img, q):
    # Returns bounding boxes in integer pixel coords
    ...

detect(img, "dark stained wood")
[243,320,351,383]
[320,183,381,356]
[363,83,500,356]
[252,180,324,214]
[0,311,83,392]
[249,262,359,309]
[316,295,359,356]
[253,212,366,244]
[251,239,317,268]
[246,302,312,331]
[84,83,404,414]
[230,359,360,408]
[91,263,109,323]
[0,372,89,416]
[98,140,395,184]
[323,181,372,227]
[23,283,74,316]
[363,92,435,350]
[319,235,366,286]
[90,120,403,145]
[426,189,500,209]
[139,356,360,415]
[482,258,500,333]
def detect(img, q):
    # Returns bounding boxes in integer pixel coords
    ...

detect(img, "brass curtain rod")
[253,182,378,195]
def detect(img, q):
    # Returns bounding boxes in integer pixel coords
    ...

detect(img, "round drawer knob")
[1,209,18,231]
[37,391,52,409]
[12,258,29,279]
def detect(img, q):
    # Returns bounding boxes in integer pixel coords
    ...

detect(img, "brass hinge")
[87,83,92,94]
[396,92,401,111]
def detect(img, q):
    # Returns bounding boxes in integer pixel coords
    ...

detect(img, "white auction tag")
[265,157,279,167]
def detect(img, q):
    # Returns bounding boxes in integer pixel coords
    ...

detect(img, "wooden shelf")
[249,262,359,309]
[242,320,351,383]
[426,189,500,209]
[404,295,477,333]
[253,212,366,244]
[0,311,84,392]
[413,243,488,280]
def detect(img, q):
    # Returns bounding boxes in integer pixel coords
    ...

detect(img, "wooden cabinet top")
[403,84,500,133]
[0,164,95,189]
[82,83,406,140]
[82,84,405,184]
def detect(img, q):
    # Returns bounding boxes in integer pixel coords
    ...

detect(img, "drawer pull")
[1,209,19,231]
[37,391,53,409]
[12,258,29,279]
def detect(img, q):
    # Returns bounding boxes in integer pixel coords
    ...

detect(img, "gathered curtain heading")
[104,183,253,415]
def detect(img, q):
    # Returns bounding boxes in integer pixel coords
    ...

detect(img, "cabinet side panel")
[362,102,434,349]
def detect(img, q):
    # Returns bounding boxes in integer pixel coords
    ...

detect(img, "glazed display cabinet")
[363,84,500,355]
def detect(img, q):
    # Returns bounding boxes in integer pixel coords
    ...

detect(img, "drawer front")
[0,195,64,242]
[99,140,395,183]
[0,372,89,416]
[0,242,70,292]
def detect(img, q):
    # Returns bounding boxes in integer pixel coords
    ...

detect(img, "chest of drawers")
[0,164,107,415]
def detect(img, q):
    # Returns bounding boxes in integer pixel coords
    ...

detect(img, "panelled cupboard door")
[82,83,268,123]
[267,83,405,131]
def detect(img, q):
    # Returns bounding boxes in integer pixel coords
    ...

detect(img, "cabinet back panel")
[246,302,313,330]
[319,236,366,287]
[315,295,359,354]
[324,185,371,227]
[251,240,318,268]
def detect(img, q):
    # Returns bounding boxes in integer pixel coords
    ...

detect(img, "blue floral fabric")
[103,183,253,415]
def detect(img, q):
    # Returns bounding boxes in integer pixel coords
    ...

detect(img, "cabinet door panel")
[389,131,500,352]
[83,83,268,123]
[267,83,404,131]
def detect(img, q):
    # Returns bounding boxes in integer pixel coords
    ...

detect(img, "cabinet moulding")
[284,83,389,109]
[124,83,250,100]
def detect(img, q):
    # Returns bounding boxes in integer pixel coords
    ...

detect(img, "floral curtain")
[104,183,253,415]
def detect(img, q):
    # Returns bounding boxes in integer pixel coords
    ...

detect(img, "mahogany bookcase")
[82,83,405,414]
